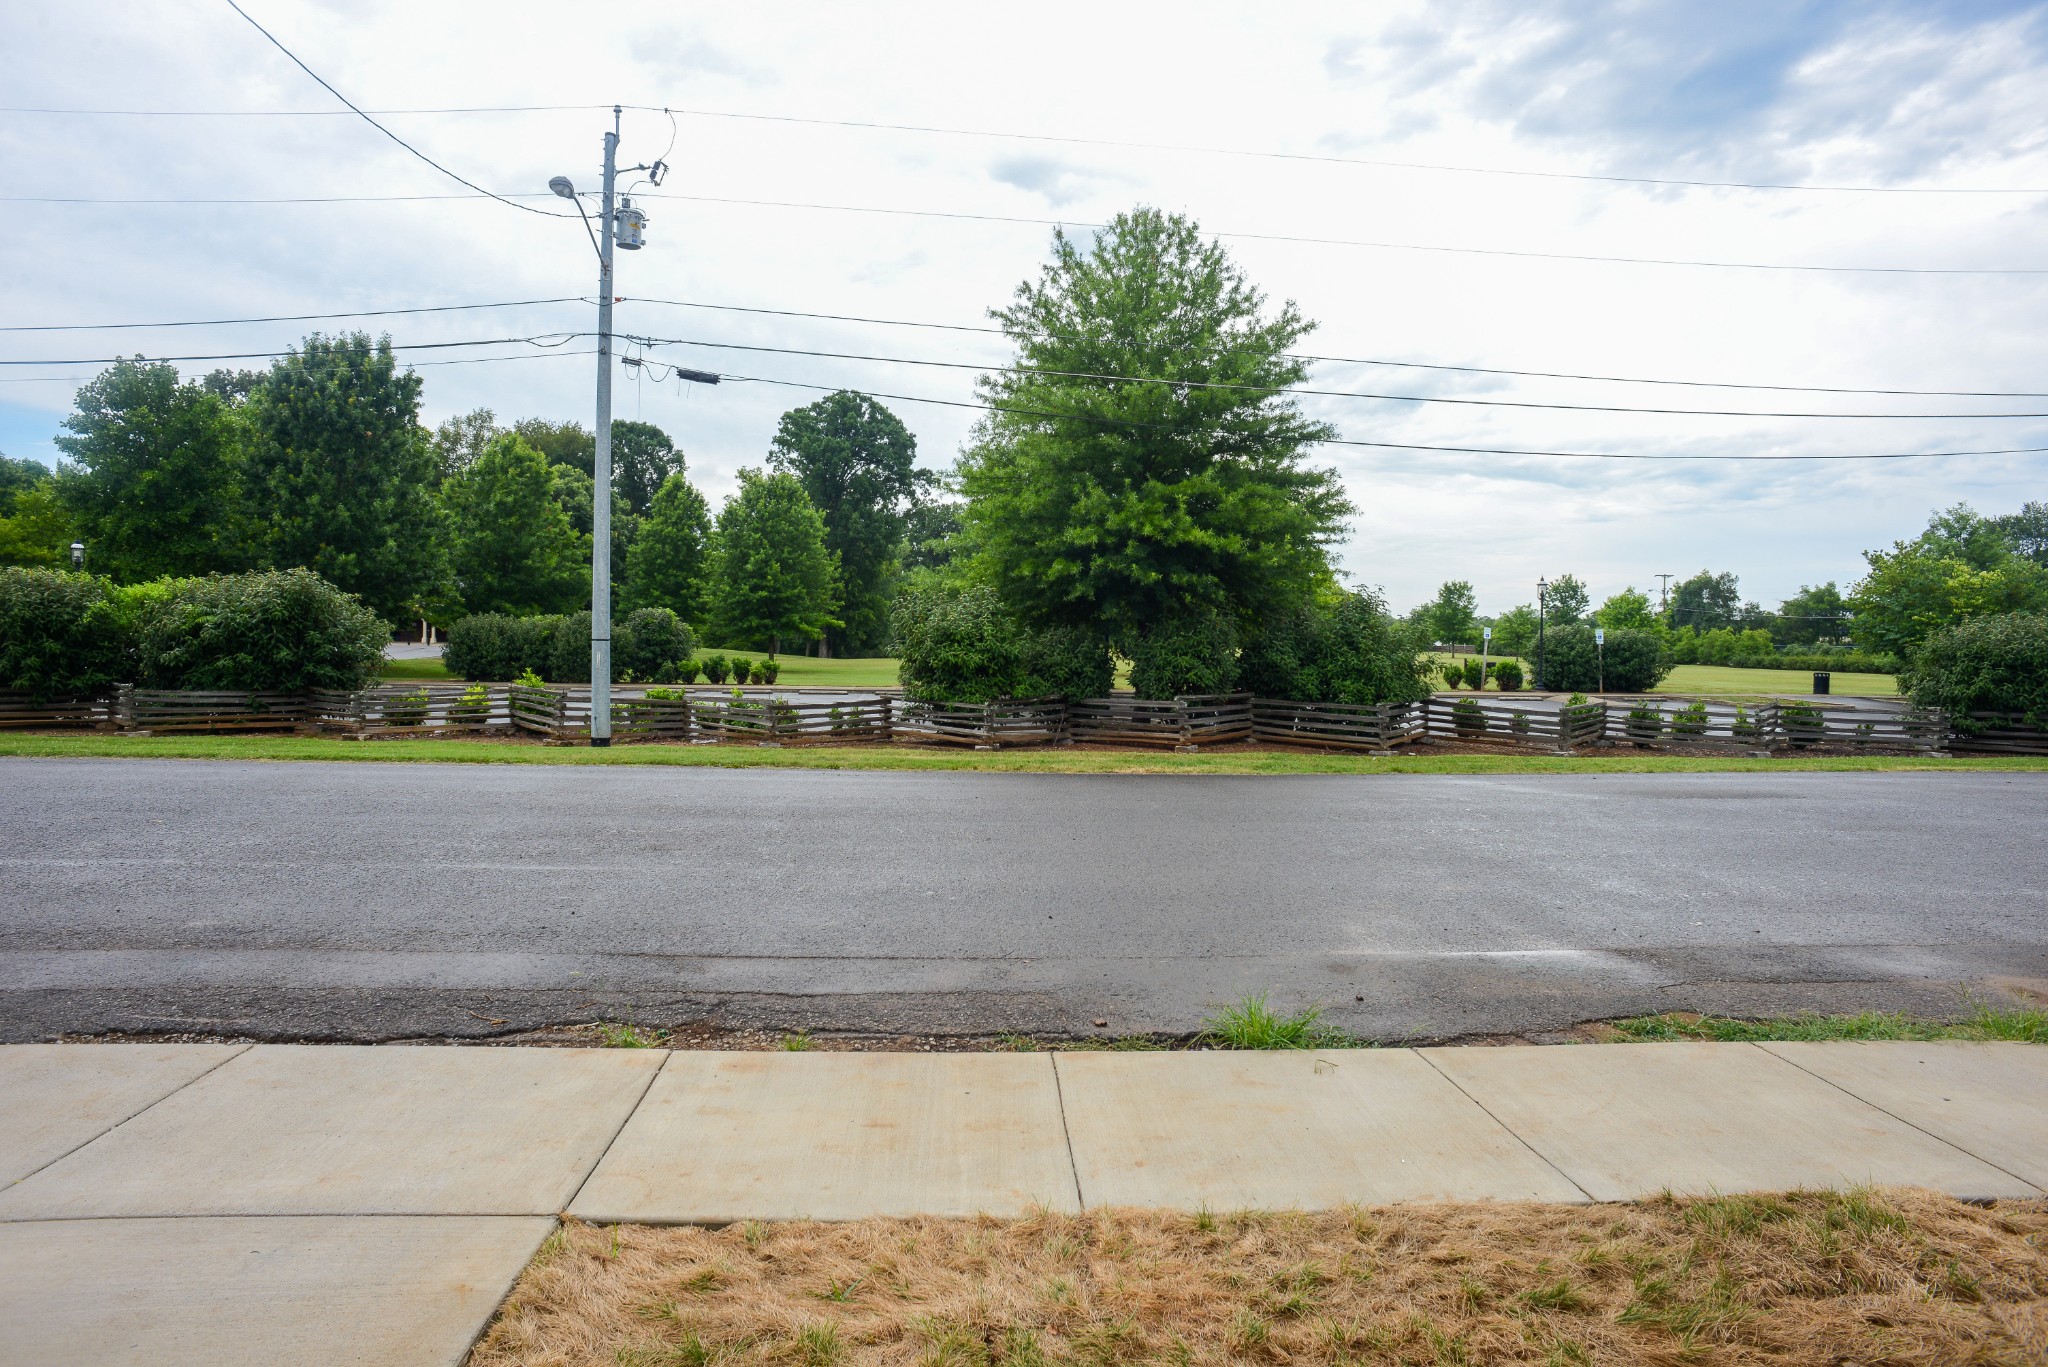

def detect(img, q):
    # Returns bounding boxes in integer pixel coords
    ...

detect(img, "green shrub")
[136,569,387,691]
[448,682,490,724]
[892,585,1113,703]
[1624,703,1664,742]
[1452,696,1487,736]
[1904,613,2048,734]
[513,667,545,688]
[445,612,557,682]
[1726,651,1897,674]
[1540,625,1670,693]
[1238,593,1429,706]
[0,568,135,699]
[381,687,430,726]
[616,607,695,683]
[1731,704,1760,739]
[1491,660,1524,690]
[1460,657,1484,689]
[667,658,702,685]
[760,657,780,684]
[1671,701,1710,736]
[702,653,729,684]
[1438,660,1461,689]
[1127,609,1239,700]
[545,612,592,683]
[1780,700,1824,746]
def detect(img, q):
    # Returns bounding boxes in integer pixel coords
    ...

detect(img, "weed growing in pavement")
[1200,991,1352,1049]
[776,1031,815,1051]
[596,1021,667,1048]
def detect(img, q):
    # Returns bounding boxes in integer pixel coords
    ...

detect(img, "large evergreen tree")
[768,391,924,655]
[958,208,1350,645]
[624,471,712,623]
[440,434,587,615]
[707,469,839,653]
[245,334,442,621]
[52,360,255,580]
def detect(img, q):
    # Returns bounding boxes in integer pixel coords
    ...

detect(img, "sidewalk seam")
[2,1044,252,1194]
[558,1050,671,1216]
[1414,1049,1594,1203]
[1048,1053,1087,1213]
[1747,1042,2045,1195]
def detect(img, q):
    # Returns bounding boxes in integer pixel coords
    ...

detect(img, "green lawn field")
[1658,663,1896,697]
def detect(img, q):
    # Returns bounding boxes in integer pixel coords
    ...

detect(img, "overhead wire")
[623,332,2048,419]
[0,335,583,367]
[5,100,2039,194]
[0,298,584,333]
[219,0,574,219]
[3,186,2039,275]
[616,295,2048,398]
[707,370,2048,461]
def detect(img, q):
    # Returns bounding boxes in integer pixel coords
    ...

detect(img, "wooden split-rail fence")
[0,685,2035,755]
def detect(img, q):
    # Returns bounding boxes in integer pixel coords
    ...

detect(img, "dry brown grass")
[470,1190,2048,1367]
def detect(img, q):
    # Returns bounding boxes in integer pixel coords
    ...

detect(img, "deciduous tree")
[707,469,839,653]
[440,434,587,615]
[958,208,1350,645]
[623,471,712,624]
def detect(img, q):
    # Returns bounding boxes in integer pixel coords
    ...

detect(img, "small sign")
[1482,626,1492,641]
[1595,628,1606,645]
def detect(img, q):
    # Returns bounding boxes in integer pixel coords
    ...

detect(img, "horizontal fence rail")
[1422,696,1609,752]
[892,698,1067,748]
[1067,693,1254,750]
[0,684,2025,755]
[1252,699,1425,752]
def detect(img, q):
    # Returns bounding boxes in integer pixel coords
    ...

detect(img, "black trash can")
[1812,671,1831,695]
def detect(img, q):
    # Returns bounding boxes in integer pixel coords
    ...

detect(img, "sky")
[3,0,2045,616]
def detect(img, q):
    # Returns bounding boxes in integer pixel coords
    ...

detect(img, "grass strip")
[1607,1004,2047,1044]
[4,733,2047,776]
[472,1190,2048,1366]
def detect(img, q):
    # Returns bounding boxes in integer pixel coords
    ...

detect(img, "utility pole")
[1655,573,1674,615]
[590,110,619,747]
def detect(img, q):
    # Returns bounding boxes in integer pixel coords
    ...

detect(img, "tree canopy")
[768,391,925,656]
[707,469,839,653]
[245,333,442,622]
[957,208,1351,645]
[440,434,587,616]
[53,360,254,580]
[624,471,712,624]
[1540,573,1589,625]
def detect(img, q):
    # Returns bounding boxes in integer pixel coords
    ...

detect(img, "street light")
[69,542,84,570]
[1536,576,1548,692]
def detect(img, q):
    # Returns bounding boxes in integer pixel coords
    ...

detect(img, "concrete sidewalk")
[2,1041,2042,1364]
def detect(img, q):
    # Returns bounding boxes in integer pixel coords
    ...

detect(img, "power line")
[619,295,2048,399]
[710,370,2048,461]
[0,297,583,333]
[9,100,2039,195]
[628,333,2048,420]
[6,186,2040,276]
[0,335,582,366]
[621,104,2048,198]
[7,289,2040,398]
[220,0,572,220]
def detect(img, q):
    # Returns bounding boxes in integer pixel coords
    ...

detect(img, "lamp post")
[1536,576,1548,692]
[69,542,84,570]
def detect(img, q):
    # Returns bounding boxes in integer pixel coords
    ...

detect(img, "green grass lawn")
[1658,663,1896,696]
[377,657,456,681]
[5,733,2042,775]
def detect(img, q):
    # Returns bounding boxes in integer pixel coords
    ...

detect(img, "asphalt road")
[2,758,2044,1042]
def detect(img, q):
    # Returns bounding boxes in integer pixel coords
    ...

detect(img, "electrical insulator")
[614,197,647,250]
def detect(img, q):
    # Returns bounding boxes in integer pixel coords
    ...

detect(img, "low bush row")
[0,566,386,699]
[1717,652,1899,674]
[445,609,696,683]
[1437,658,1526,690]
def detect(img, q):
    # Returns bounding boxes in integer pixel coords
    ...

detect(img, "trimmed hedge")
[1720,652,1898,674]
[1905,612,2048,733]
[445,608,699,684]
[0,566,385,698]
[1539,625,1670,693]
[1237,593,1431,706]
[893,586,1114,704]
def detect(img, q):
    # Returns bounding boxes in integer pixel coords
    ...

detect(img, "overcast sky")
[3,1,2045,615]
